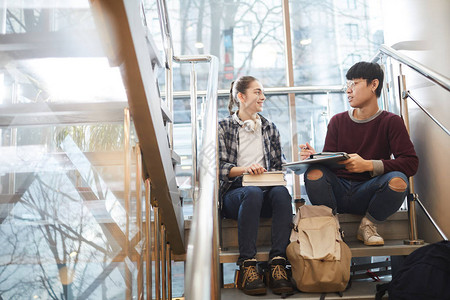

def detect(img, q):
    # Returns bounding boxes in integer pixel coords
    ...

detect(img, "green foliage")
[55,124,124,152]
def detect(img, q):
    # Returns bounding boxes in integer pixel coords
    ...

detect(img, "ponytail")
[228,81,238,115]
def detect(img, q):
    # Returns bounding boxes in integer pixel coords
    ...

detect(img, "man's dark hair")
[346,62,384,97]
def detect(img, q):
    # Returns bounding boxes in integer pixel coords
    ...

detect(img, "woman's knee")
[270,186,292,204]
[242,186,264,205]
[389,177,407,192]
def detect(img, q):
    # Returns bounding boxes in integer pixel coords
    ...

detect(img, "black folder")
[283,152,350,174]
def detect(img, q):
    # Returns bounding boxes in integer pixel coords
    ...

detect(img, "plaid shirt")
[218,113,286,200]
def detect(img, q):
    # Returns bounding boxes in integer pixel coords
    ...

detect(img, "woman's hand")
[299,142,315,160]
[338,153,373,173]
[228,164,267,178]
[244,163,266,175]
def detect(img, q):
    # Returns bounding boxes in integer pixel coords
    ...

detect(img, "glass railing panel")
[3,1,93,34]
[0,1,149,299]
[0,1,126,106]
[0,57,126,105]
[0,122,143,299]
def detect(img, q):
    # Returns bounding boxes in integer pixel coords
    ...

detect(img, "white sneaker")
[357,217,384,246]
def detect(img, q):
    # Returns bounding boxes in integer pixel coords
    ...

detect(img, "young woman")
[218,76,293,295]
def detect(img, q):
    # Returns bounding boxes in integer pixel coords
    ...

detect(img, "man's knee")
[389,177,407,192]
[306,169,323,181]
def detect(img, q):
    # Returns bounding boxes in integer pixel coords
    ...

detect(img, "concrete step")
[221,279,388,299]
[180,210,424,263]
[219,240,424,263]
[218,210,410,249]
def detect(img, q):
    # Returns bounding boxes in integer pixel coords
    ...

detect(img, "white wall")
[382,0,450,242]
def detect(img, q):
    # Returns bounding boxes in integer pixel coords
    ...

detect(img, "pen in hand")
[299,142,316,160]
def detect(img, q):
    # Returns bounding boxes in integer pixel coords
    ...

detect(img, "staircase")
[179,209,424,299]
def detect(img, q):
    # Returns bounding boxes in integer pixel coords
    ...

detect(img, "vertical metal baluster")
[145,179,152,300]
[190,63,198,204]
[282,0,300,201]
[380,58,390,111]
[166,244,172,300]
[8,128,16,195]
[124,108,132,300]
[161,225,167,300]
[136,144,144,299]
[154,206,161,300]
[166,44,174,150]
[212,174,221,300]
[398,66,424,245]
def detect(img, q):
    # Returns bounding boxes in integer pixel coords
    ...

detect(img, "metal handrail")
[184,56,220,300]
[416,195,448,241]
[372,44,450,92]
[170,85,345,98]
[404,91,450,136]
[155,0,173,59]
[174,55,213,63]
[373,44,449,242]
[155,0,221,297]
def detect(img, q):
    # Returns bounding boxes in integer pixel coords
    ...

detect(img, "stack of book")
[242,171,287,187]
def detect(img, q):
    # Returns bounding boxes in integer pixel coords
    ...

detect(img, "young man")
[299,61,418,246]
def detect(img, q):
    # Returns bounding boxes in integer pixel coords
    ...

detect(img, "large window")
[146,0,385,204]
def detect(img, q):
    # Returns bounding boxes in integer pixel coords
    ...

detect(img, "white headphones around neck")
[243,119,256,132]
[233,113,261,133]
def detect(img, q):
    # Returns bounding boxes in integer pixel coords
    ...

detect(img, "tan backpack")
[286,205,351,293]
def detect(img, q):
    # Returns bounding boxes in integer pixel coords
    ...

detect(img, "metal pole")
[190,63,198,204]
[154,206,161,300]
[166,244,172,300]
[212,187,221,300]
[415,195,448,241]
[166,46,174,149]
[145,179,152,300]
[124,108,132,299]
[8,128,16,195]
[398,67,424,245]
[282,0,300,201]
[160,225,167,300]
[136,144,144,299]
[380,62,389,111]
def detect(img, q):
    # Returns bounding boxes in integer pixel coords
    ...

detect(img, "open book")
[242,171,287,187]
[283,152,350,175]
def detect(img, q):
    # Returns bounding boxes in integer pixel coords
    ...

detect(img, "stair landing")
[222,279,388,299]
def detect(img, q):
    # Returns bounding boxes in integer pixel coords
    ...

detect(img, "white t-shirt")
[237,124,265,169]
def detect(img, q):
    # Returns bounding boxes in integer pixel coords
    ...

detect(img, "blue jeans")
[304,165,408,222]
[222,186,293,262]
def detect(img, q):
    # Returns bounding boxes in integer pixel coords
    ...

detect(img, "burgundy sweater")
[323,110,419,181]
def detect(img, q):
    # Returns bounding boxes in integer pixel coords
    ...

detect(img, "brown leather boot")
[268,256,294,295]
[237,259,266,295]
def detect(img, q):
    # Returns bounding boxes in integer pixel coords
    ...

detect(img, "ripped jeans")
[304,165,408,222]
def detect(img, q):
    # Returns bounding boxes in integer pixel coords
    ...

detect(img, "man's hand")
[299,142,315,160]
[338,153,373,173]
